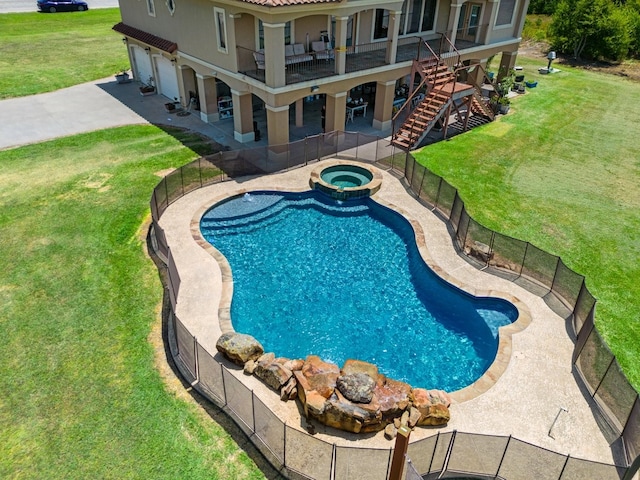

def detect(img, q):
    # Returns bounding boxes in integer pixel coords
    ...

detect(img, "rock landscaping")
[216,332,451,436]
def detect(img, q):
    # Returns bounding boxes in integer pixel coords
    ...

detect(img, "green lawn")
[0,126,268,479]
[414,55,640,390]
[0,9,128,98]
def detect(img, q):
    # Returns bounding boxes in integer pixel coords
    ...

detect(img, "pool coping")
[161,159,617,463]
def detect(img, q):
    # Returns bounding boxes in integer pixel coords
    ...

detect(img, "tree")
[528,0,557,14]
[549,0,634,61]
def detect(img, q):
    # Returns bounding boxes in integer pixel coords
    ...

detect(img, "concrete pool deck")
[158,159,621,466]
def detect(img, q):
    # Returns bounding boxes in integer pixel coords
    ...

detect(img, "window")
[146,0,155,17]
[374,9,389,39]
[496,0,516,26]
[397,0,437,36]
[257,20,291,50]
[214,7,228,53]
[166,0,175,15]
[421,0,436,32]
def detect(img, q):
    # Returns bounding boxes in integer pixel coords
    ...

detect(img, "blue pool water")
[200,191,518,392]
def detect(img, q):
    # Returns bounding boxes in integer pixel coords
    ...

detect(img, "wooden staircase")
[391,56,495,150]
[390,88,452,150]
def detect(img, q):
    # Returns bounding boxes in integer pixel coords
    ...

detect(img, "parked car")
[37,0,89,12]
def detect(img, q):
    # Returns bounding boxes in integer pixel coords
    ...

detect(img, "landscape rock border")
[217,333,451,436]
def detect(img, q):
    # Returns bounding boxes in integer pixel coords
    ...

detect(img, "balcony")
[237,33,483,87]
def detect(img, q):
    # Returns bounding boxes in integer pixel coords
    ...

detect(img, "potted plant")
[139,77,156,96]
[497,96,511,114]
[115,68,131,84]
[164,97,181,112]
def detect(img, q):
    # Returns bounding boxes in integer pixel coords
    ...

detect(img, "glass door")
[457,3,481,43]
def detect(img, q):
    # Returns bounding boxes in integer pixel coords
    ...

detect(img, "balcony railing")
[237,32,485,87]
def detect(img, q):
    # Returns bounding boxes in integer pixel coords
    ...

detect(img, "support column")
[197,74,218,122]
[263,22,286,88]
[179,67,197,109]
[385,10,402,64]
[265,104,289,146]
[466,58,484,85]
[515,0,530,38]
[334,16,348,75]
[231,89,255,143]
[483,0,499,45]
[295,98,304,127]
[447,3,463,49]
[325,92,347,133]
[372,80,395,131]
[498,51,518,80]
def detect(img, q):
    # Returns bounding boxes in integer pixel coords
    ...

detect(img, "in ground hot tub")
[310,161,382,199]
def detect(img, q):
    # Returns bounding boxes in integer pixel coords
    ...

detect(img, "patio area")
[157,157,626,475]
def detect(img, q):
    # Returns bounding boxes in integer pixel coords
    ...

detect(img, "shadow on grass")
[145,228,287,480]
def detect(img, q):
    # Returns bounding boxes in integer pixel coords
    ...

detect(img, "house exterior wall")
[118,0,530,145]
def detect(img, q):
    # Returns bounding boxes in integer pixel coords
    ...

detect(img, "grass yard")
[0,9,128,99]
[0,126,269,479]
[414,55,640,390]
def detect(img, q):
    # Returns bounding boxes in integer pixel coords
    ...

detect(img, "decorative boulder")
[375,377,412,420]
[216,332,264,366]
[321,390,382,433]
[254,361,293,392]
[336,373,376,403]
[416,403,450,426]
[342,359,379,378]
[411,388,451,426]
[300,355,340,399]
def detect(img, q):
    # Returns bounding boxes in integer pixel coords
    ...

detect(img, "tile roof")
[239,0,340,5]
[113,22,178,54]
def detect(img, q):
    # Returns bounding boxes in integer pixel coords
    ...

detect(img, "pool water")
[200,191,518,392]
[320,164,373,188]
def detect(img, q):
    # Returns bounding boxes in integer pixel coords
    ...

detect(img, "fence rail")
[149,131,639,479]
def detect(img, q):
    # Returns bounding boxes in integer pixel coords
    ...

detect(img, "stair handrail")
[416,37,440,63]
[454,62,495,120]
[437,32,461,71]
[391,74,430,138]
[392,84,452,148]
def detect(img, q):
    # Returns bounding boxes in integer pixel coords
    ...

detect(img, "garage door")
[132,46,153,86]
[155,56,180,102]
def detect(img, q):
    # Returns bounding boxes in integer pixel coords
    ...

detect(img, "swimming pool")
[200,190,518,392]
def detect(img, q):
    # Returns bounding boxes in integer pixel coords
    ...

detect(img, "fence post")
[427,431,440,473]
[434,177,443,211]
[330,443,337,480]
[593,357,616,398]
[518,243,530,280]
[388,426,411,480]
[495,434,511,478]
[220,363,228,407]
[163,176,169,209]
[558,454,570,479]
[572,278,588,335]
[622,454,640,480]
[546,256,561,296]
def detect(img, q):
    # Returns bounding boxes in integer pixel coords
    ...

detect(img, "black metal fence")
[149,131,639,479]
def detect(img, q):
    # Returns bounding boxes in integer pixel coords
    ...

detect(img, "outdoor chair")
[253,50,265,73]
[312,41,334,61]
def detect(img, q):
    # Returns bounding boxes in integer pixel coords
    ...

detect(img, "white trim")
[234,131,256,143]
[494,0,519,28]
[214,7,229,54]
[166,0,175,15]
[265,104,289,113]
[201,111,219,123]
[146,0,155,17]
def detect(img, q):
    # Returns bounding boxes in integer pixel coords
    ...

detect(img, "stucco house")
[114,0,530,147]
